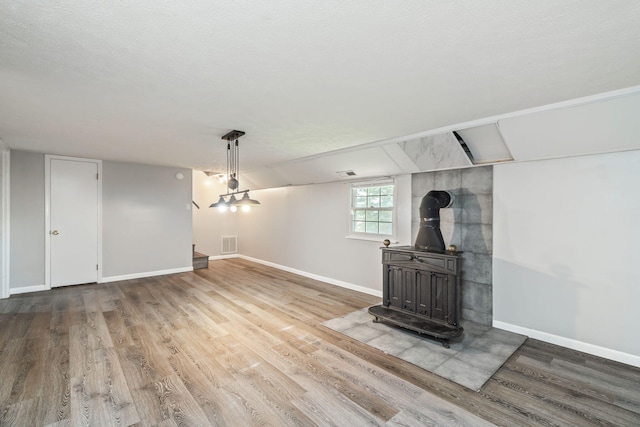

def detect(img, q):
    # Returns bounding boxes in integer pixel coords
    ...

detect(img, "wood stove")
[368,246,463,347]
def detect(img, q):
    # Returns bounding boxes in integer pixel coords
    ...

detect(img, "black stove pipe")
[414,190,453,253]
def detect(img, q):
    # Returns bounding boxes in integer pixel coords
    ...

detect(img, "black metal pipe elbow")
[415,190,453,253]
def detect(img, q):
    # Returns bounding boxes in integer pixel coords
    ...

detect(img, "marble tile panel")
[461,166,493,195]
[469,335,523,359]
[433,356,493,391]
[348,308,376,324]
[321,315,362,332]
[461,308,492,326]
[434,169,462,192]
[367,329,417,353]
[460,194,493,225]
[482,327,527,347]
[410,163,494,325]
[402,134,472,172]
[459,319,492,338]
[342,323,387,343]
[462,281,493,314]
[439,206,461,225]
[461,252,492,285]
[444,336,468,352]
[397,345,450,371]
[461,223,492,255]
[411,173,435,198]
[451,345,510,374]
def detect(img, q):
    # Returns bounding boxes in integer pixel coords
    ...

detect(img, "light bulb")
[242,205,251,212]
[218,205,227,213]
[230,205,237,213]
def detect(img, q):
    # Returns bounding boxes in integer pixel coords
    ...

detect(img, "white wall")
[101,161,193,280]
[9,151,193,290]
[9,151,45,290]
[192,173,412,294]
[229,175,412,295]
[493,150,640,367]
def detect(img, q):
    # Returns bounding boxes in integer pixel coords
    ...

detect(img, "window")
[350,180,395,238]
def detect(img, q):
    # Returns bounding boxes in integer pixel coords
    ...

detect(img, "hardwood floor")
[1,258,639,426]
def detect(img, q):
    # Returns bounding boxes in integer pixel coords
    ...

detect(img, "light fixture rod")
[218,190,251,197]
[235,139,239,190]
[228,142,232,186]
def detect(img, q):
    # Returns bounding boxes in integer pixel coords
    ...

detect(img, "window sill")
[345,234,398,243]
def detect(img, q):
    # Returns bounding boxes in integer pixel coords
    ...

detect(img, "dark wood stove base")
[368,305,463,348]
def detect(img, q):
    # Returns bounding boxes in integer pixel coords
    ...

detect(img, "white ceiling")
[1,1,640,177]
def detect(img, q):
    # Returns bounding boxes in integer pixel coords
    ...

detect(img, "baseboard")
[208,254,239,260]
[493,320,640,368]
[10,284,48,295]
[101,266,194,283]
[238,255,382,298]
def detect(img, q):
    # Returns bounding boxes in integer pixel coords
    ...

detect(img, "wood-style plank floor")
[1,258,639,426]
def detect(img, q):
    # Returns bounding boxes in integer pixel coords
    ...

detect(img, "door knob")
[51,230,59,235]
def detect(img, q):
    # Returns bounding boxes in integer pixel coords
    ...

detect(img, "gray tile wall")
[411,166,493,325]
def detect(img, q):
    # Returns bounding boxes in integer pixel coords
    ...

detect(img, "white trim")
[238,255,382,297]
[101,266,193,283]
[0,143,10,299]
[45,155,103,289]
[10,284,48,295]
[349,177,394,188]
[97,161,103,283]
[493,320,640,369]
[209,254,239,260]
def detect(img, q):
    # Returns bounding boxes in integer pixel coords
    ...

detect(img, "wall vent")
[221,236,237,254]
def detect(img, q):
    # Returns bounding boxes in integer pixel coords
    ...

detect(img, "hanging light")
[209,196,229,212]
[228,194,238,212]
[233,191,261,206]
[209,130,261,213]
[232,191,261,212]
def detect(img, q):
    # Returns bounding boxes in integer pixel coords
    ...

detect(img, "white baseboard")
[101,266,194,283]
[208,254,239,260]
[10,284,48,295]
[238,255,382,298]
[493,320,640,368]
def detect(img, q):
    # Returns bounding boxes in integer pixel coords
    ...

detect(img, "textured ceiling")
[1,1,639,173]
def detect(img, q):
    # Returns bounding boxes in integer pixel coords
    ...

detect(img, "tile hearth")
[322,308,526,391]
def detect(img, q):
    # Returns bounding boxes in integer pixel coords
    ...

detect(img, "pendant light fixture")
[209,130,260,212]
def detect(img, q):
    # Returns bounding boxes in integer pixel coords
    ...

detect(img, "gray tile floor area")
[321,308,527,391]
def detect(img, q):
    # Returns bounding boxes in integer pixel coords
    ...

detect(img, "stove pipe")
[415,190,453,253]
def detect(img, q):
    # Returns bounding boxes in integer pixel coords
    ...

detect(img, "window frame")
[347,178,396,241]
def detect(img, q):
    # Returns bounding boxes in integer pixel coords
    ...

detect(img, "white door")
[49,158,99,287]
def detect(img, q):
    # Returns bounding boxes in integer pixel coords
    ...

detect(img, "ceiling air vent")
[336,170,357,178]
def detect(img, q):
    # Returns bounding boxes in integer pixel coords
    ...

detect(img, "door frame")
[0,140,10,299]
[45,155,103,289]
